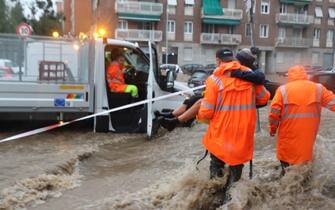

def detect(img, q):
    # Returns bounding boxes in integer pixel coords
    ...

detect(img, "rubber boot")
[160,117,179,131]
[154,110,174,118]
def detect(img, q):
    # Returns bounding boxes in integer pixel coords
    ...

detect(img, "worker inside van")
[106,48,138,97]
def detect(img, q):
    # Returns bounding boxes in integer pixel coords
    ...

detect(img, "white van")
[0,34,190,137]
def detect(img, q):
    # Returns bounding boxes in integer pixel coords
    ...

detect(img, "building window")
[260,24,269,38]
[329,8,335,18]
[278,27,286,38]
[314,28,321,40]
[167,20,175,33]
[276,52,284,64]
[168,5,176,15]
[228,0,236,9]
[261,0,269,15]
[141,22,154,30]
[279,4,287,14]
[184,21,193,34]
[315,7,323,18]
[245,23,251,37]
[184,47,193,61]
[184,5,194,16]
[118,20,128,29]
[228,26,235,34]
[168,0,177,14]
[184,21,193,41]
[184,0,194,16]
[327,30,333,41]
[203,24,216,33]
[293,28,302,39]
[312,52,320,65]
[327,30,333,47]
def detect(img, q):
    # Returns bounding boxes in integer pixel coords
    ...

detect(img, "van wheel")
[95,115,109,133]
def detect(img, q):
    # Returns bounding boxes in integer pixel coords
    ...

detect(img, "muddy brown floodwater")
[0,108,335,210]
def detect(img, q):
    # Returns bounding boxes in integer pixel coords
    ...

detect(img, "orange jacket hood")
[288,65,308,82]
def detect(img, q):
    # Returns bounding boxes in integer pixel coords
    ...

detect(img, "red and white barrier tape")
[0,85,205,143]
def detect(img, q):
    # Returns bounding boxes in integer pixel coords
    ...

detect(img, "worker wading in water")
[197,49,270,200]
[269,65,335,175]
[159,48,266,131]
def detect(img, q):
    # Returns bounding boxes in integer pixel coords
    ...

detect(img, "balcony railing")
[202,8,243,20]
[115,29,163,42]
[115,0,163,16]
[200,33,242,45]
[275,37,312,48]
[276,13,314,25]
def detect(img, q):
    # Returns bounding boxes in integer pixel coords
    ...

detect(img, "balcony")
[115,29,163,42]
[200,33,242,45]
[275,37,312,48]
[202,8,243,25]
[276,13,314,26]
[115,1,163,21]
[279,0,312,5]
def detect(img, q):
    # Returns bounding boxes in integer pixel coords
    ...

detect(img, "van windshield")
[123,48,149,73]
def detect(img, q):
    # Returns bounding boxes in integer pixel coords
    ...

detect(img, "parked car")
[0,59,20,74]
[0,66,14,78]
[188,70,209,87]
[160,64,182,74]
[269,70,335,100]
[181,64,204,75]
[187,69,210,95]
[205,63,216,71]
[276,65,323,77]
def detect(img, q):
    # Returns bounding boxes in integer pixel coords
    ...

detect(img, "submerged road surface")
[1,109,335,210]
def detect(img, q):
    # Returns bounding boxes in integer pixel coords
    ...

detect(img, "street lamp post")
[165,5,169,64]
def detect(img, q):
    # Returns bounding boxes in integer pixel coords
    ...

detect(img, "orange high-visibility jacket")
[198,61,270,166]
[106,62,127,92]
[269,65,335,164]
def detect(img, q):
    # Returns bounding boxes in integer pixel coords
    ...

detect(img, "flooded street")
[0,108,335,210]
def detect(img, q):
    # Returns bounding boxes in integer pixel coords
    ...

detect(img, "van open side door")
[146,41,154,138]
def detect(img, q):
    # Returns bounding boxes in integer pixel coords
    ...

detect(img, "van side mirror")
[166,70,174,89]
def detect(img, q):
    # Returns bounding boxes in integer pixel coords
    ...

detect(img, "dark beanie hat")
[216,48,234,62]
[236,48,257,69]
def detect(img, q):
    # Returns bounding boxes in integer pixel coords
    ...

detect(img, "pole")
[333,27,335,68]
[249,0,261,132]
[250,2,254,47]
[250,0,255,48]
[165,5,169,64]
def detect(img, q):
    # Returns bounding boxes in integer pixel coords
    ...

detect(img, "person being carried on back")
[159,48,267,131]
[197,48,270,199]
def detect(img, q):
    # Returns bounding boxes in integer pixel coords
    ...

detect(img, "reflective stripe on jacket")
[198,61,270,166]
[269,65,335,164]
[106,62,127,92]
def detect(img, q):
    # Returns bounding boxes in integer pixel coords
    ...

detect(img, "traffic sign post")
[16,22,33,37]
[16,23,32,81]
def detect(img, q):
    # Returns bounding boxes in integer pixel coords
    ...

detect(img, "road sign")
[16,22,33,37]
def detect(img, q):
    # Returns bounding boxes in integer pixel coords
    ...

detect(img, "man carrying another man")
[159,48,266,131]
[197,48,270,181]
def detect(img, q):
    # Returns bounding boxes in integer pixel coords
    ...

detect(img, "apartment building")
[64,0,335,73]
[64,0,93,36]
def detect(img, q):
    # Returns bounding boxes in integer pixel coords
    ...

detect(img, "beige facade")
[64,0,335,73]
